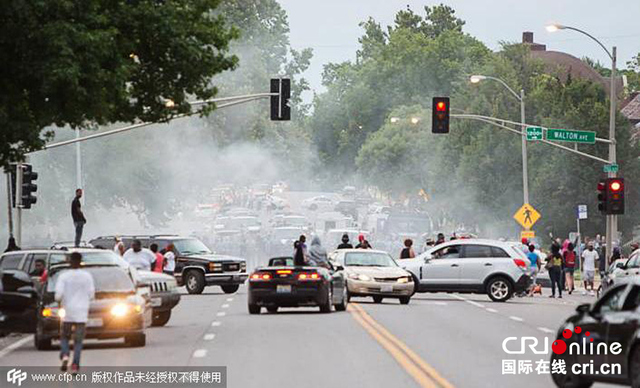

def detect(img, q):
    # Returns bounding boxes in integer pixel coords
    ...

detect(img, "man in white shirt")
[581,244,599,295]
[122,240,155,271]
[55,252,95,373]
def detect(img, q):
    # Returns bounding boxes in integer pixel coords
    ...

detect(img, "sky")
[278,0,640,95]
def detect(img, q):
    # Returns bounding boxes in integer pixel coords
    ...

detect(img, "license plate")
[151,298,162,307]
[276,285,292,294]
[228,264,239,271]
[87,318,103,327]
[380,285,393,293]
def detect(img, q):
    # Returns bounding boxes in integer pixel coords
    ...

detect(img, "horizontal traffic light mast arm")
[35,94,277,152]
[451,114,611,165]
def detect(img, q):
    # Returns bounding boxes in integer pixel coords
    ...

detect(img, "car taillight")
[250,273,272,281]
[298,272,321,281]
[513,259,527,269]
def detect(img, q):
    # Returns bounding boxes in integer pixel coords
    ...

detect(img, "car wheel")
[320,288,333,313]
[372,296,383,304]
[551,352,593,388]
[335,286,348,311]
[266,306,279,314]
[185,270,206,294]
[151,311,171,327]
[34,332,52,351]
[248,304,261,315]
[124,333,146,347]
[630,344,640,388]
[487,276,513,302]
[221,284,240,294]
[410,274,420,295]
[399,296,411,305]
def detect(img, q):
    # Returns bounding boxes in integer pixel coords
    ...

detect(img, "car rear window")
[491,247,510,258]
[0,253,23,270]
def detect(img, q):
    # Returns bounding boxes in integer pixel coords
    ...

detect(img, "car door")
[604,284,640,376]
[421,244,462,290]
[0,270,38,334]
[576,284,628,371]
[458,244,497,289]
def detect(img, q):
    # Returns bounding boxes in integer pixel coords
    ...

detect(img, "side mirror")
[576,303,590,314]
[424,256,434,263]
[335,265,344,271]
[616,263,626,269]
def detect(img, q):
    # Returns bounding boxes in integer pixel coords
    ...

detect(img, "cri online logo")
[503,326,622,356]
[7,368,27,386]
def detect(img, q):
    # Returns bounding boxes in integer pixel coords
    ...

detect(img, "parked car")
[332,249,414,304]
[302,195,335,212]
[551,280,640,387]
[400,239,531,302]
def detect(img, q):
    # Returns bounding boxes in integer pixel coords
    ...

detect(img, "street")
[0,286,607,388]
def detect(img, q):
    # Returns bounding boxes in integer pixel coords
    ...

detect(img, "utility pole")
[15,163,22,247]
[6,172,13,238]
[605,46,617,266]
[520,89,529,205]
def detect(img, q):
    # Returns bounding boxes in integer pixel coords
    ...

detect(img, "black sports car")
[247,257,348,314]
[551,280,640,387]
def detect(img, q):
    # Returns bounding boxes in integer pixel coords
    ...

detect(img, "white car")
[399,239,531,302]
[302,196,335,212]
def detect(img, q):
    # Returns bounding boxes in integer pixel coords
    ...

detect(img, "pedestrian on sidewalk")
[581,243,598,295]
[71,189,86,248]
[55,252,95,374]
[546,244,563,298]
[563,243,577,294]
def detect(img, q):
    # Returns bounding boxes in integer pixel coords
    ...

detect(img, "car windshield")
[274,229,303,240]
[284,217,306,226]
[173,239,211,255]
[50,251,125,266]
[47,266,134,293]
[344,252,397,267]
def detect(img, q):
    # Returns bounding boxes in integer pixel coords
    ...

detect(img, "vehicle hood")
[181,253,245,263]
[345,266,410,278]
[136,271,175,282]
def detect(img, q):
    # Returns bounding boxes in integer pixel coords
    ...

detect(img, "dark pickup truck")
[89,235,247,294]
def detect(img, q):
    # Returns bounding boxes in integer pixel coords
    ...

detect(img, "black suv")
[89,235,247,294]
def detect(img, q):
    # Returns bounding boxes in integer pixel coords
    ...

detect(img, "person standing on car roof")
[337,234,353,250]
[308,236,329,268]
[123,240,155,271]
[71,189,86,248]
[435,233,446,246]
[355,234,372,249]
[163,244,176,276]
[150,243,164,273]
[55,252,95,374]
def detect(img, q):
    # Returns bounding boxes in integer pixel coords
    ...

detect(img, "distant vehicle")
[247,257,348,314]
[400,239,531,302]
[342,186,356,197]
[89,236,247,294]
[314,212,353,234]
[334,199,358,219]
[610,255,640,286]
[272,182,289,194]
[332,249,414,304]
[194,204,219,219]
[0,263,151,349]
[381,210,432,238]
[269,227,306,257]
[50,241,94,249]
[551,281,640,388]
[302,195,335,212]
[226,216,262,233]
[280,215,309,229]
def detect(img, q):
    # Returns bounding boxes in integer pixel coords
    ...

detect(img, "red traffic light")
[436,101,447,112]
[609,180,623,192]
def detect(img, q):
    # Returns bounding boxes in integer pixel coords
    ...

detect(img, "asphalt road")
[0,287,612,388]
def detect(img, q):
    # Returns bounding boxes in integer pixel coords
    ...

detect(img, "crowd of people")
[113,238,176,275]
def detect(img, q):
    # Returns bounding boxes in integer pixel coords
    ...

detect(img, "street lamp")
[546,23,618,262]
[470,75,529,206]
[410,117,421,125]
[390,117,400,124]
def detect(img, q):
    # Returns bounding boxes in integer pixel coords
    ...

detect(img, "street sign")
[603,164,619,173]
[526,127,543,141]
[577,204,588,220]
[513,203,541,230]
[546,128,596,144]
[521,230,535,239]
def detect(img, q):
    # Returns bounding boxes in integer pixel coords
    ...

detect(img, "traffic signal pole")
[605,46,617,265]
[520,89,529,206]
[15,163,22,247]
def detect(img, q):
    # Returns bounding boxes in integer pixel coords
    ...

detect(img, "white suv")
[400,239,531,302]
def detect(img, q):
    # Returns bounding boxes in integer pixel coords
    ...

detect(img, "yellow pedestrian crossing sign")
[513,203,540,230]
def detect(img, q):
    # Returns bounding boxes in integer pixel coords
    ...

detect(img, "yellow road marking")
[349,303,455,388]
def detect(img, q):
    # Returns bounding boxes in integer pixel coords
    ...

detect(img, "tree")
[0,0,238,169]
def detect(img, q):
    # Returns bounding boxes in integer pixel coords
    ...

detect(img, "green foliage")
[0,0,238,169]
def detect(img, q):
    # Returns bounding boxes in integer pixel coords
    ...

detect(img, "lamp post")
[470,75,529,206]
[547,23,618,263]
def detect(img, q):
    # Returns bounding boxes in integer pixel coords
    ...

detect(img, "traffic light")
[607,178,624,214]
[21,164,38,209]
[270,78,291,121]
[432,97,450,133]
[597,178,625,215]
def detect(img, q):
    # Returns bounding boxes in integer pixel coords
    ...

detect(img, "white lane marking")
[216,312,226,317]
[466,300,485,308]
[450,294,466,301]
[221,304,229,308]
[211,321,221,327]
[538,327,555,334]
[434,301,448,306]
[204,334,216,341]
[486,308,497,313]
[509,316,524,322]
[226,298,233,302]
[0,335,33,359]
[192,349,208,358]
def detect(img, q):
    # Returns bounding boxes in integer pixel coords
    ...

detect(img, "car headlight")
[397,277,411,284]
[349,273,371,281]
[111,303,131,317]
